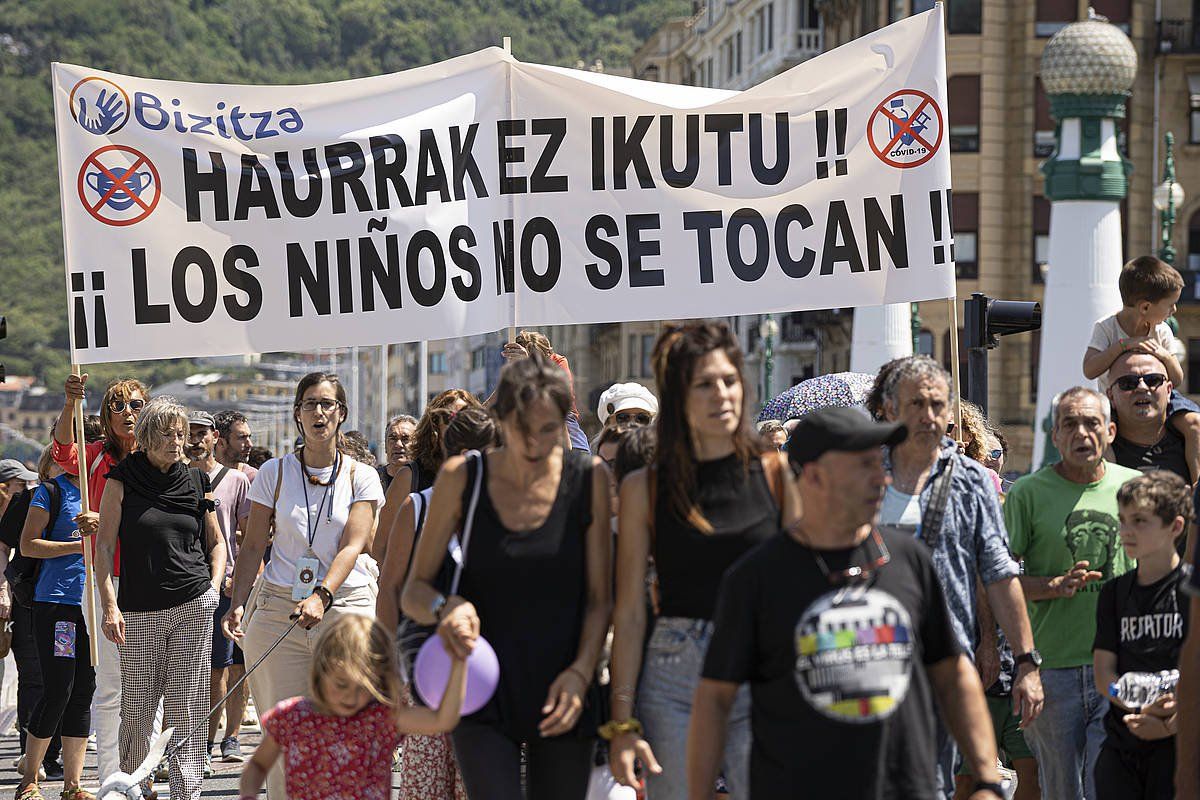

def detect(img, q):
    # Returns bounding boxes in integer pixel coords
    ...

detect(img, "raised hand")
[77,89,125,134]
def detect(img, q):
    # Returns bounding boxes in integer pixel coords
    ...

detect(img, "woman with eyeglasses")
[94,397,227,800]
[51,373,148,786]
[607,322,798,800]
[222,372,384,799]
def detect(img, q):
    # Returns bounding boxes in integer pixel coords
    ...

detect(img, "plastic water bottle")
[1109,670,1179,710]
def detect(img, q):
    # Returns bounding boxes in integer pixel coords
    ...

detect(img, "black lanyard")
[299,451,340,549]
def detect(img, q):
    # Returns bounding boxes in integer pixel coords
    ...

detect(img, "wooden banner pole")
[71,364,100,667]
[946,298,964,445]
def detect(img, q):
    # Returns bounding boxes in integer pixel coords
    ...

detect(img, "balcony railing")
[1159,18,1200,54]
[796,28,822,58]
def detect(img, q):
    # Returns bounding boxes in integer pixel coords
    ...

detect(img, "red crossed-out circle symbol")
[867,89,944,169]
[76,145,161,226]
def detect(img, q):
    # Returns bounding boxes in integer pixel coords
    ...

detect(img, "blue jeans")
[637,617,750,800]
[1023,665,1107,800]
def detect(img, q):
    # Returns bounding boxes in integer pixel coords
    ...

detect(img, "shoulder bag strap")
[647,463,657,549]
[209,466,230,492]
[448,450,485,597]
[920,455,956,550]
[411,491,427,532]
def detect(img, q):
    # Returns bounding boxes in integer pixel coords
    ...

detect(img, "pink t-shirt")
[262,697,401,800]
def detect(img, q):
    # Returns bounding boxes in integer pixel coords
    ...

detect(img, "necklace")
[299,447,339,486]
[788,522,890,585]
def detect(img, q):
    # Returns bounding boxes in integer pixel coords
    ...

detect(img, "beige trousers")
[240,580,376,798]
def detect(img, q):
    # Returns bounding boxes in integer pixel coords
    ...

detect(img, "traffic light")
[964,294,1042,350]
[0,315,6,384]
[962,293,1041,414]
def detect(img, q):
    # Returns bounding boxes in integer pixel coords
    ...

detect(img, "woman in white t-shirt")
[221,371,384,799]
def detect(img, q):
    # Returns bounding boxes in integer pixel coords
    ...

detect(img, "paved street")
[0,718,263,799]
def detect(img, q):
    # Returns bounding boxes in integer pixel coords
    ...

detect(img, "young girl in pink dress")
[238,615,466,800]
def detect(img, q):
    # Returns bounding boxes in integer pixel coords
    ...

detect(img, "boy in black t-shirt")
[691,408,1005,800]
[1093,471,1190,799]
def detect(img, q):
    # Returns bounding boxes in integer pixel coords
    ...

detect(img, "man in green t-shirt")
[1005,386,1140,800]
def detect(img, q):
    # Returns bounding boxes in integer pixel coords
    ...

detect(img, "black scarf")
[108,451,208,516]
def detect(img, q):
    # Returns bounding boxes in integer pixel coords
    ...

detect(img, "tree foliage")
[0,0,688,384]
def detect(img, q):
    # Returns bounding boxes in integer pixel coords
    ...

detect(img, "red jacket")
[52,439,121,575]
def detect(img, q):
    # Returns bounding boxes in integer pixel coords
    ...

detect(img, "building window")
[1032,195,1050,284]
[628,334,655,377]
[1189,338,1200,393]
[706,57,714,87]
[736,31,743,74]
[768,2,774,49]
[1036,0,1075,37]
[725,38,734,79]
[1091,0,1130,32]
[471,347,487,370]
[948,75,980,152]
[1190,75,1200,144]
[952,192,979,279]
[918,329,935,356]
[1034,78,1055,156]
[947,0,981,34]
[428,352,446,374]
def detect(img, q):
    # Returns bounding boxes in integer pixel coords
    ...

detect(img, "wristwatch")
[430,593,448,621]
[1014,649,1043,670]
[972,781,1005,799]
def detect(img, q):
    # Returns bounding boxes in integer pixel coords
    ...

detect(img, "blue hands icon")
[77,89,126,135]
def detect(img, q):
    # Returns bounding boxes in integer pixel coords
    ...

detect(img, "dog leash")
[159,614,303,765]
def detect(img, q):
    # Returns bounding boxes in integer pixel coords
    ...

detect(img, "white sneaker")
[14,754,46,781]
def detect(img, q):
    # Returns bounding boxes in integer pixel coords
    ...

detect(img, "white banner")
[53,7,953,364]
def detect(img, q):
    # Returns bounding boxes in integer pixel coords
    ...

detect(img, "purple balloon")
[413,634,500,715]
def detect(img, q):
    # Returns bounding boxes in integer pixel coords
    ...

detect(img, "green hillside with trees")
[0,0,687,386]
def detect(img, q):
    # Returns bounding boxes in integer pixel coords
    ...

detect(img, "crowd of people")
[0,255,1197,800]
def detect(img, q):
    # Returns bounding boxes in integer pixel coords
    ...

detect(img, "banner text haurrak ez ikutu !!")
[109,190,951,328]
[178,112,858,222]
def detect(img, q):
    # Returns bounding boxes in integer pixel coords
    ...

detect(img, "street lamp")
[759,314,780,402]
[1154,132,1185,266]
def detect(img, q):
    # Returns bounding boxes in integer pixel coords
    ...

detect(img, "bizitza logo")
[69,77,130,136]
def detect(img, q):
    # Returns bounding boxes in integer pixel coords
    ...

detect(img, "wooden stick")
[503,35,516,344]
[946,298,964,445]
[72,364,99,667]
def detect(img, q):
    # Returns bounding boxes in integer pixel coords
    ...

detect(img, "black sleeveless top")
[653,454,779,620]
[457,449,597,741]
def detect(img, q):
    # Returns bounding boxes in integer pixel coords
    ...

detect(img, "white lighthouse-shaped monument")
[1031,13,1136,467]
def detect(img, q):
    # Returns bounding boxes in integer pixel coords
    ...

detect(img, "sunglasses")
[1114,373,1168,392]
[108,398,145,414]
[614,411,652,426]
[987,448,1004,461]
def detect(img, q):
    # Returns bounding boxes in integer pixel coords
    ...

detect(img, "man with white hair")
[876,356,1040,798]
[1004,386,1141,800]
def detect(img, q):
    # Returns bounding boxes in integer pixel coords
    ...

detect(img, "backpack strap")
[266,458,285,536]
[919,455,957,550]
[209,466,230,492]
[44,479,62,537]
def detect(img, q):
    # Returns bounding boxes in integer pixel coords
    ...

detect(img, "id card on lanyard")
[293,452,339,601]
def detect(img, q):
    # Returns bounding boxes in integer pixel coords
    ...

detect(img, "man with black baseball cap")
[687,407,1004,800]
